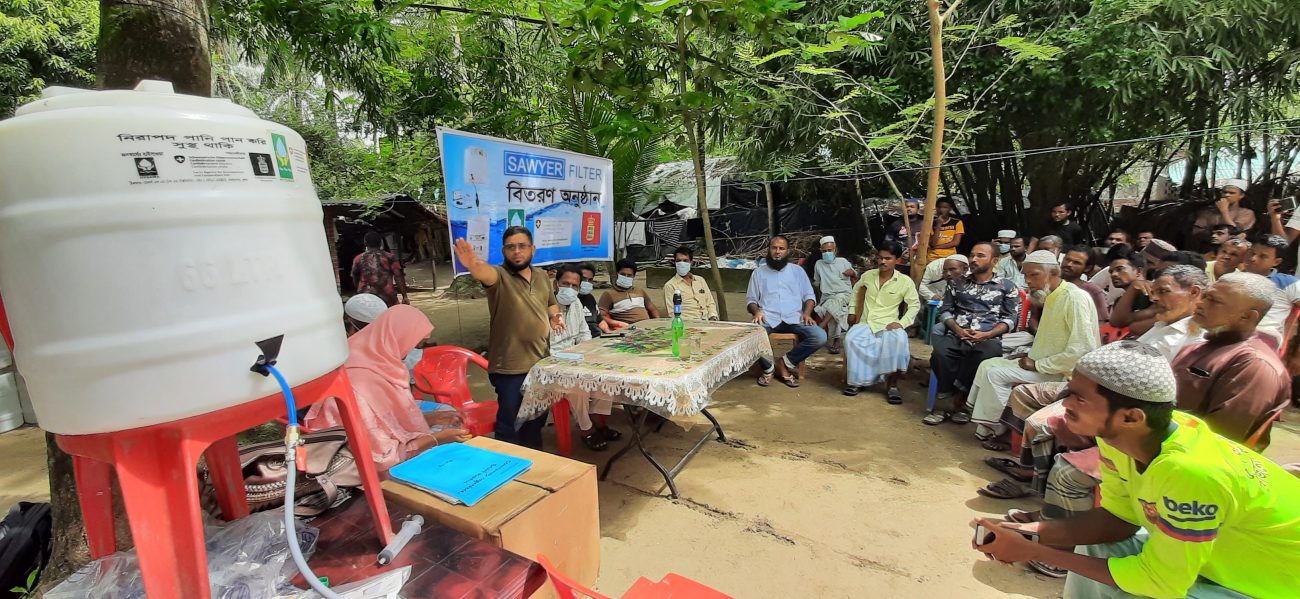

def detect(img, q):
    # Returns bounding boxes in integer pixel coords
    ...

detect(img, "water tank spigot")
[249,335,285,376]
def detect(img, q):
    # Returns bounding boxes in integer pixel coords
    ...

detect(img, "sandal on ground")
[922,411,950,426]
[1005,508,1041,524]
[950,411,972,425]
[757,372,773,387]
[581,431,608,451]
[886,387,903,405]
[600,427,623,441]
[828,344,842,355]
[1027,560,1067,579]
[842,386,861,396]
[981,437,1012,452]
[977,479,1033,500]
[777,373,801,388]
[984,457,1033,482]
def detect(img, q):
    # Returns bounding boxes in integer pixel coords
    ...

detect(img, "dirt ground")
[3,261,1298,598]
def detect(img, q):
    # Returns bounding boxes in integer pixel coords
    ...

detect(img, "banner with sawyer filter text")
[438,128,613,275]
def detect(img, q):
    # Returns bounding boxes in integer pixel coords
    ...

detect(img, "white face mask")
[616,274,635,289]
[556,287,578,306]
[579,281,594,295]
[675,262,691,276]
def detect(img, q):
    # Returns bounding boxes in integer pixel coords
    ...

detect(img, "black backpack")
[0,502,51,598]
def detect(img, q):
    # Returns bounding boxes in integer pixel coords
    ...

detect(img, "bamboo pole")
[915,0,953,282]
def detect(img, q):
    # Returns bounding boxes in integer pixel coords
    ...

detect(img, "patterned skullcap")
[944,254,969,265]
[997,229,1017,239]
[1073,341,1176,404]
[1023,250,1058,265]
[344,293,388,323]
[820,236,836,245]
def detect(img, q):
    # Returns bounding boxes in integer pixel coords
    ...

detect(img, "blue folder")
[388,442,532,506]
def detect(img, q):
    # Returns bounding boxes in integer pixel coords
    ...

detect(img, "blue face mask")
[556,287,578,306]
[675,261,691,277]
[616,274,635,289]
[998,243,1011,254]
[579,281,594,295]
[822,251,835,263]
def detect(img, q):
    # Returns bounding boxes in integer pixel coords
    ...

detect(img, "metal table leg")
[598,406,728,499]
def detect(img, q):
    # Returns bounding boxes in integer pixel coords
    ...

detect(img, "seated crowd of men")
[436,181,1297,597]
[730,184,1299,597]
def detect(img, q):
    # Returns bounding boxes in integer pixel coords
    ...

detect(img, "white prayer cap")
[1074,341,1176,404]
[944,254,969,265]
[1024,250,1058,265]
[1218,178,1249,192]
[344,293,388,323]
[820,236,836,245]
[997,229,1017,239]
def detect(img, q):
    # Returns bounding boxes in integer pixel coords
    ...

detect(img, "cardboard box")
[382,437,599,597]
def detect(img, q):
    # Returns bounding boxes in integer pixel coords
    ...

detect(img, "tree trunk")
[764,181,775,237]
[97,0,210,95]
[676,19,727,320]
[42,1,213,591]
[915,0,948,282]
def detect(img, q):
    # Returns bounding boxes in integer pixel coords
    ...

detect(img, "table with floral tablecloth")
[519,319,772,498]
[519,319,772,423]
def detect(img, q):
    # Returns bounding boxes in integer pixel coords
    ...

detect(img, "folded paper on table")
[389,442,532,506]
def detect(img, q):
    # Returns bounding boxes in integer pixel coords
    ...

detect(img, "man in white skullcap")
[993,229,1026,288]
[1192,178,1256,250]
[813,235,857,353]
[344,292,390,335]
[973,341,1300,599]
[964,250,1099,438]
[920,253,968,300]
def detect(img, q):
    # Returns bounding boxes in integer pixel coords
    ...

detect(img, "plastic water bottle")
[671,291,684,357]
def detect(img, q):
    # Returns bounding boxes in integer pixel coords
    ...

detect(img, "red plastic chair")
[57,368,394,599]
[1277,305,1300,357]
[553,398,574,457]
[1016,289,1031,331]
[412,346,497,436]
[538,555,732,599]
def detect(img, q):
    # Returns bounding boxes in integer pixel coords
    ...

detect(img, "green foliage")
[0,0,97,118]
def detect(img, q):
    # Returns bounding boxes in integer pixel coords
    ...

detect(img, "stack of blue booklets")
[389,442,532,506]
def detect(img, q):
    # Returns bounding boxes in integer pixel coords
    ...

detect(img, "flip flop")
[1005,508,1041,524]
[984,457,1033,482]
[977,479,1033,500]
[842,386,861,396]
[981,438,1012,452]
[777,374,801,388]
[886,387,903,405]
[757,372,773,387]
[950,411,972,425]
[921,411,950,426]
[581,431,608,452]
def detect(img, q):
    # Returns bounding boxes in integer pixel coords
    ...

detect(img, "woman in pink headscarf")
[305,304,467,470]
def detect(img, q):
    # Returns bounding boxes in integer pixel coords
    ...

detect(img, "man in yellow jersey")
[972,341,1300,598]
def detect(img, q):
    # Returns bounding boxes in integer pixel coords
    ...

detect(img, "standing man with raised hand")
[1192,179,1257,250]
[748,235,825,388]
[454,226,564,450]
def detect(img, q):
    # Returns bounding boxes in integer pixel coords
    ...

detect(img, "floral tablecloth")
[518,319,772,424]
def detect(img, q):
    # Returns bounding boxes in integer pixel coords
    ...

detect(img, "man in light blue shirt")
[747,235,825,387]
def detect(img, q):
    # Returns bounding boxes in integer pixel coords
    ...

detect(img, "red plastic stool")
[412,346,497,436]
[56,367,395,599]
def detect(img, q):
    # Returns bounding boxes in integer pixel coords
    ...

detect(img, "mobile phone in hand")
[973,524,1040,546]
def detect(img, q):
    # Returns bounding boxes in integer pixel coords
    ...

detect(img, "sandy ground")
[3,261,1298,598]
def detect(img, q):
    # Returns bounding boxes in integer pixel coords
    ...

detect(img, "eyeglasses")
[503,243,533,252]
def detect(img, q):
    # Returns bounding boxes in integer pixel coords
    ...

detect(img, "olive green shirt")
[485,265,556,375]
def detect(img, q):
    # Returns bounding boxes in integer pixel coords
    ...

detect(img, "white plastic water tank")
[0,81,349,434]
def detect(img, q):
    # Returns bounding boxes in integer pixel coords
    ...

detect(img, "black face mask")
[767,256,789,271]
